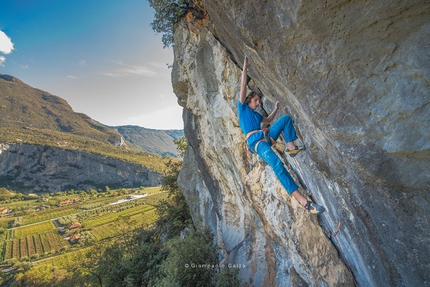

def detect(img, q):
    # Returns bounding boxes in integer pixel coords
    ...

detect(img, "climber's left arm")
[263,101,280,124]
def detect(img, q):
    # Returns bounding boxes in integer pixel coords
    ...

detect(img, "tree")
[157,228,218,287]
[56,191,66,197]
[93,229,166,287]
[89,188,98,198]
[174,136,187,158]
[148,0,206,48]
[78,190,88,199]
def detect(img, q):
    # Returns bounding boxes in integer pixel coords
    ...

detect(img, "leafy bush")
[157,228,218,287]
[149,0,206,48]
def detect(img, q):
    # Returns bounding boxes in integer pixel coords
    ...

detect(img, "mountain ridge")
[0,73,182,193]
[111,125,183,157]
[0,73,183,158]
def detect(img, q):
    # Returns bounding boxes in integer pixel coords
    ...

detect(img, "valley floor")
[0,187,167,271]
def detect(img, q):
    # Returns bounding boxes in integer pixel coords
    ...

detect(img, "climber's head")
[246,91,262,110]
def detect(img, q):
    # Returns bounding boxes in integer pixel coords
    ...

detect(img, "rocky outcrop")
[172,1,429,286]
[0,143,161,192]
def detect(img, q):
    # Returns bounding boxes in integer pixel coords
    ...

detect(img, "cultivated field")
[0,187,167,263]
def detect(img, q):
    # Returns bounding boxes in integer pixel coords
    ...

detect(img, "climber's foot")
[304,201,325,215]
[287,145,305,157]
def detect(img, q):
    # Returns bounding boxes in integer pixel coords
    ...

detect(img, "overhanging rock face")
[172,1,430,286]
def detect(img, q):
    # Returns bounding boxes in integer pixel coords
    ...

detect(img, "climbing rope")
[291,156,359,287]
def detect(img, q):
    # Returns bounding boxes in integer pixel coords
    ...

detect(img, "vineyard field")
[3,229,68,260]
[83,205,156,229]
[0,218,12,229]
[22,206,79,225]
[1,188,167,263]
[14,221,56,238]
[90,208,159,240]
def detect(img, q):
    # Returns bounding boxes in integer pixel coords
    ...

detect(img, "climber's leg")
[292,189,325,214]
[291,190,308,206]
[256,141,299,194]
[269,115,304,156]
[256,141,325,214]
[268,115,297,143]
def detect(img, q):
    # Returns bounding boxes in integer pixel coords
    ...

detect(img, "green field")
[22,206,79,225]
[1,188,167,263]
[13,221,56,238]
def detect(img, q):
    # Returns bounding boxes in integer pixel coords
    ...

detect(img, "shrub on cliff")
[149,0,206,47]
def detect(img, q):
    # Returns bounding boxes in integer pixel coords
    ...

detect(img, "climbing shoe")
[304,201,326,215]
[287,145,305,157]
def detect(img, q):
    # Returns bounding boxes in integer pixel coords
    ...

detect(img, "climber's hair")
[245,91,262,104]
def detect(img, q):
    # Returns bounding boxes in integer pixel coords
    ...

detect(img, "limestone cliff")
[172,1,429,286]
[0,144,161,192]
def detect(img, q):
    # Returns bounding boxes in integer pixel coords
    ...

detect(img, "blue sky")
[0,0,183,130]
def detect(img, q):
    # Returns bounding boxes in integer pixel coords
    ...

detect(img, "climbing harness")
[245,127,276,154]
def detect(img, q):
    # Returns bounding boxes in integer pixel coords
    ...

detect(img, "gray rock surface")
[0,143,161,192]
[172,1,430,286]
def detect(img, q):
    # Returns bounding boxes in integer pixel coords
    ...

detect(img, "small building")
[69,234,81,244]
[59,198,80,206]
[0,207,8,214]
[68,222,81,230]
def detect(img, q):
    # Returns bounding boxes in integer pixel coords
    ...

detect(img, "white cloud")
[0,31,14,54]
[67,75,77,79]
[79,60,86,65]
[102,66,157,77]
[102,60,157,78]
[0,30,14,66]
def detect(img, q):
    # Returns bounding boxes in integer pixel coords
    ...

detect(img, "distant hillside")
[113,126,184,157]
[0,74,122,146]
[0,74,178,174]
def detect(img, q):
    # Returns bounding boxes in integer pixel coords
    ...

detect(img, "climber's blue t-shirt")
[238,100,264,148]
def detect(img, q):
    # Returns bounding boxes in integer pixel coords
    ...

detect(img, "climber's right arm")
[239,56,249,104]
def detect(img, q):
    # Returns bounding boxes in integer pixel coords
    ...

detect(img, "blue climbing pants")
[250,115,299,194]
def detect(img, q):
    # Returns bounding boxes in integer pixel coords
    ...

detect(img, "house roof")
[70,234,81,242]
[68,222,81,229]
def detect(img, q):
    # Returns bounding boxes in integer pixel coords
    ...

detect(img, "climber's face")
[248,95,260,110]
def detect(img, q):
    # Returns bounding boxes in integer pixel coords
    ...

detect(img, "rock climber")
[238,56,325,215]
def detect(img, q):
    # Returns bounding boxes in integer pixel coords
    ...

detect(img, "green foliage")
[94,226,239,287]
[95,229,167,287]
[157,137,192,237]
[148,0,206,48]
[174,136,187,158]
[157,228,218,287]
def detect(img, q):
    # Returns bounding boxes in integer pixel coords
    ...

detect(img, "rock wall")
[172,1,429,286]
[0,143,161,192]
